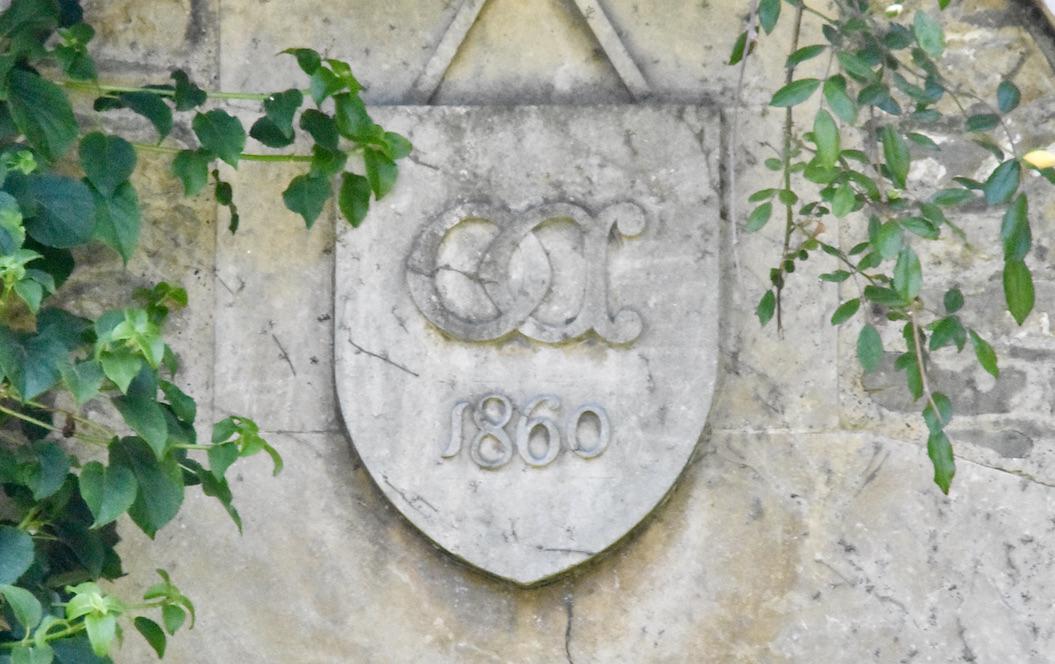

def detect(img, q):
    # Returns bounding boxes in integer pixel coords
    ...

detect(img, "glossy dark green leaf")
[745,202,772,232]
[364,149,397,200]
[931,188,974,206]
[770,78,821,107]
[969,329,998,378]
[61,359,104,405]
[110,437,183,538]
[831,185,855,218]
[831,298,860,325]
[79,133,136,196]
[282,47,321,75]
[875,220,903,259]
[171,149,212,197]
[837,51,875,81]
[965,113,999,133]
[0,584,41,632]
[309,67,343,105]
[113,372,168,459]
[0,327,65,399]
[78,461,138,528]
[894,246,922,300]
[857,324,883,373]
[983,159,1020,205]
[999,193,1030,261]
[337,172,370,228]
[134,617,166,658]
[756,290,775,326]
[282,174,330,228]
[923,393,953,435]
[248,117,294,148]
[899,216,939,240]
[119,91,173,140]
[812,109,839,170]
[160,380,196,424]
[24,174,94,248]
[207,442,238,481]
[759,0,780,34]
[927,430,955,494]
[263,89,303,138]
[997,80,1021,114]
[7,69,78,162]
[880,126,910,189]
[0,526,33,584]
[728,31,748,66]
[28,441,68,500]
[171,69,207,111]
[299,109,339,150]
[929,316,966,352]
[823,75,858,123]
[787,44,826,68]
[192,110,246,167]
[333,93,375,141]
[91,181,140,263]
[944,288,964,313]
[913,11,945,57]
[1003,258,1034,325]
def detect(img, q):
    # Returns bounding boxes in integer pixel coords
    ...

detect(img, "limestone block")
[212,159,339,432]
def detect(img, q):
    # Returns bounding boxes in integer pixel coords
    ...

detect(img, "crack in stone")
[537,546,595,556]
[563,594,575,664]
[381,474,438,516]
[270,333,297,377]
[346,337,420,377]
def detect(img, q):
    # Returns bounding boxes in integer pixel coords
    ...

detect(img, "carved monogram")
[405,202,647,344]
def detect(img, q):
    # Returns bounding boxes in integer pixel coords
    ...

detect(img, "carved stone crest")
[335,106,719,585]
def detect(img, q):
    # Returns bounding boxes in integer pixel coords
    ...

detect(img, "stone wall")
[77,0,1055,661]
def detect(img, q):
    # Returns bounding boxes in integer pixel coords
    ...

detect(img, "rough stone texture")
[80,0,1055,661]
[335,106,719,585]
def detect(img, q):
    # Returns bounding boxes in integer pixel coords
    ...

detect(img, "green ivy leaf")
[983,159,1021,205]
[112,370,168,459]
[787,44,827,69]
[160,380,196,424]
[337,172,370,228]
[812,109,840,170]
[78,132,136,197]
[830,298,860,326]
[24,174,95,249]
[207,442,238,481]
[110,437,184,538]
[7,70,78,162]
[823,75,858,123]
[0,584,42,632]
[61,358,104,405]
[263,89,303,139]
[923,393,953,434]
[299,110,339,150]
[893,246,922,301]
[745,202,772,232]
[929,316,966,352]
[364,147,398,199]
[944,288,964,313]
[282,47,321,75]
[0,327,65,399]
[99,349,142,394]
[171,69,207,111]
[997,80,1021,114]
[171,149,212,197]
[91,181,140,264]
[134,617,166,658]
[770,78,821,107]
[913,11,945,58]
[192,110,246,168]
[756,290,776,326]
[78,461,138,528]
[1003,258,1034,326]
[282,174,330,228]
[969,329,998,378]
[162,604,186,635]
[0,526,34,584]
[248,117,294,149]
[856,324,883,373]
[27,441,68,501]
[117,91,173,140]
[999,193,1030,261]
[758,0,781,34]
[927,430,955,494]
[880,126,910,189]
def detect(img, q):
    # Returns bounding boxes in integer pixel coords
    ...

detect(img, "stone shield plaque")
[335,106,719,585]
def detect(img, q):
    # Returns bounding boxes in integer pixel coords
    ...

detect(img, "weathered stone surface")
[335,105,719,585]
[113,430,1055,662]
